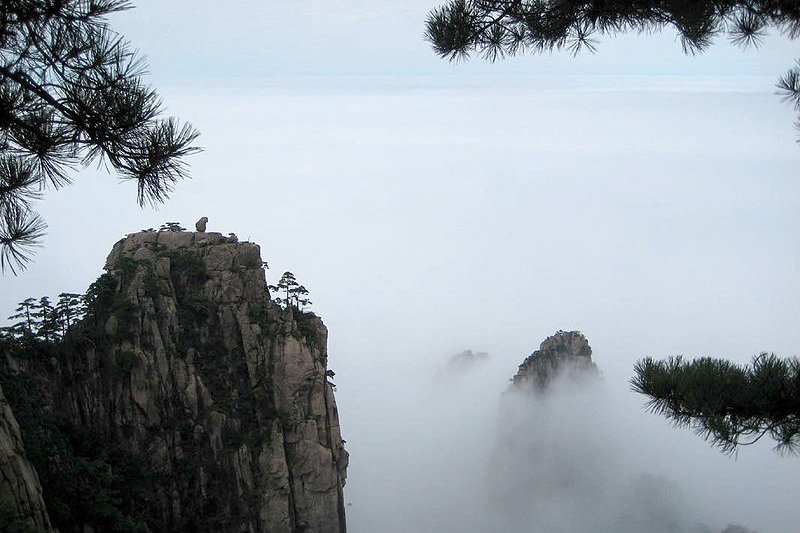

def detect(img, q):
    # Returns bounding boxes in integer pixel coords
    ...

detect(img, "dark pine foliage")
[0,502,41,533]
[631,353,800,454]
[425,1,800,137]
[0,1,200,273]
[268,271,312,311]
[2,291,86,342]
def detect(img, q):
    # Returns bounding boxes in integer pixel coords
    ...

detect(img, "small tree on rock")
[159,222,185,232]
[268,271,312,310]
[32,296,58,342]
[6,297,36,336]
[293,285,312,311]
[55,292,84,335]
[269,271,298,308]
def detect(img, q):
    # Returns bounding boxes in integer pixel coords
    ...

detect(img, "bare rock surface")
[0,385,51,531]
[4,230,347,532]
[510,330,599,392]
[101,231,347,531]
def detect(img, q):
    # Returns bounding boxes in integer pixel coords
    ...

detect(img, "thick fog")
[2,2,800,532]
[341,348,800,533]
[2,76,799,533]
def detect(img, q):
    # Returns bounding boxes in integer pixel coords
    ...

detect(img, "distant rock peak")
[510,330,598,392]
[435,349,490,380]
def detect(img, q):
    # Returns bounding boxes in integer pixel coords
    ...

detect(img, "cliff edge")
[2,230,348,532]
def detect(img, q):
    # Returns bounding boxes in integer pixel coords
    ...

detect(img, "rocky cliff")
[1,230,347,532]
[0,385,51,531]
[509,330,598,393]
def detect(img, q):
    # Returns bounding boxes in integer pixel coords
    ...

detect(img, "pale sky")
[2,2,799,531]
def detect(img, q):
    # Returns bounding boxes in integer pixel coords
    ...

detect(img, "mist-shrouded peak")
[434,349,489,381]
[489,330,763,533]
[510,330,599,393]
[720,526,758,533]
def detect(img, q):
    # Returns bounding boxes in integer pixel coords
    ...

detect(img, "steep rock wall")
[0,384,51,531]
[13,230,347,532]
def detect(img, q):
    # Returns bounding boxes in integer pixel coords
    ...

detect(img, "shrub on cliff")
[269,271,313,311]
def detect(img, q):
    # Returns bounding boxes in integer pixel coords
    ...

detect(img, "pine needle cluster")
[425,1,800,139]
[631,353,800,454]
[1,1,200,273]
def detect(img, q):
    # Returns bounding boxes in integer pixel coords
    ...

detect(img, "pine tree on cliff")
[293,284,312,310]
[2,293,84,341]
[6,297,36,336]
[31,296,57,342]
[55,292,83,335]
[269,271,299,308]
[0,0,200,274]
[268,272,314,310]
[631,354,800,454]
[424,1,800,137]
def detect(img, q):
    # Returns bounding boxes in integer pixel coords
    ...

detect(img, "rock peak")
[3,230,347,532]
[510,330,598,392]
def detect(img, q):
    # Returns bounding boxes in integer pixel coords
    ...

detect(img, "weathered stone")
[0,385,52,531]
[509,330,599,393]
[195,231,226,246]
[155,230,194,249]
[132,246,157,263]
[25,230,347,532]
[104,314,119,336]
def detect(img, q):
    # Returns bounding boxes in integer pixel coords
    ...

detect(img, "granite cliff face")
[1,230,347,532]
[0,385,51,531]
